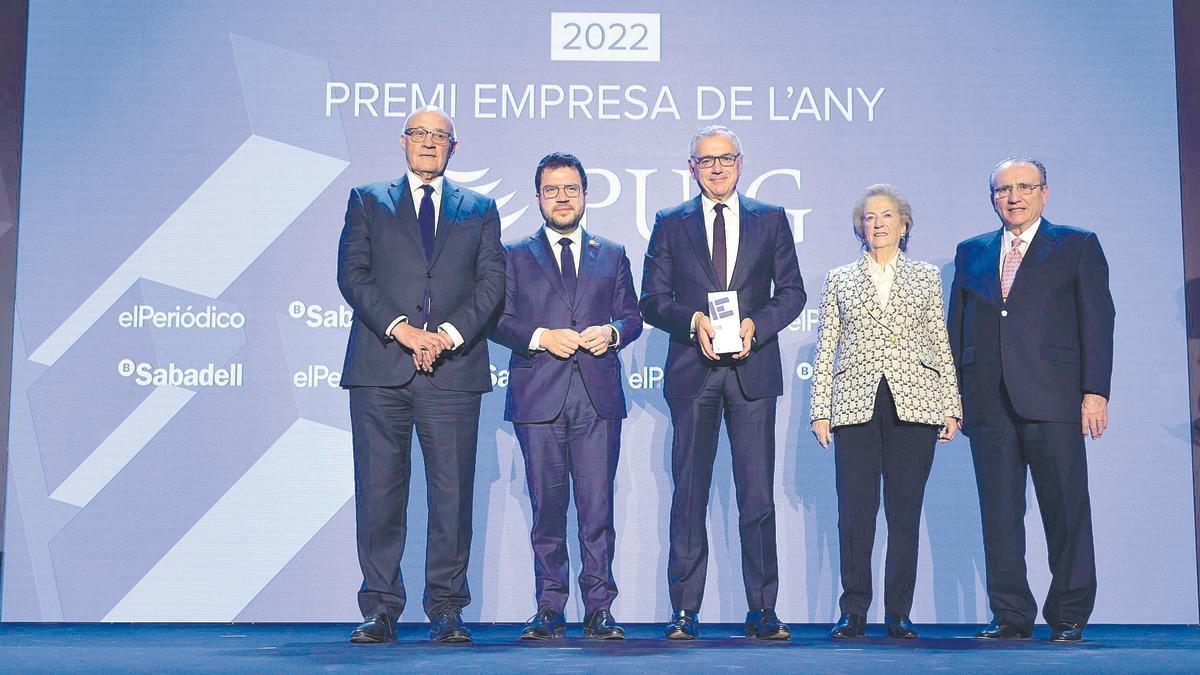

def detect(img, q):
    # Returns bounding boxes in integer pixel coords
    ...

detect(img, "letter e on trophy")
[708,291,742,354]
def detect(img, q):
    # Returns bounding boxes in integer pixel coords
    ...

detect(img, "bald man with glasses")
[338,106,505,643]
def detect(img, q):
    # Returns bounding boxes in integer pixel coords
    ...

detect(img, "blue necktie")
[418,184,435,325]
[559,237,577,300]
[418,184,435,262]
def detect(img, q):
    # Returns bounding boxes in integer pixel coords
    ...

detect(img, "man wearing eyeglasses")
[640,125,806,640]
[338,105,505,644]
[491,152,642,641]
[948,157,1114,643]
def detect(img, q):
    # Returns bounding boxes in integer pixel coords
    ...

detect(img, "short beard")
[542,208,584,234]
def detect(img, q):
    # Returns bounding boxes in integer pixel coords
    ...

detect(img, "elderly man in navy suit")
[492,152,642,641]
[337,106,505,644]
[949,157,1115,643]
[641,126,806,640]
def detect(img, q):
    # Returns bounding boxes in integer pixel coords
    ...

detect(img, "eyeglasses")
[991,182,1045,199]
[404,127,455,146]
[690,153,741,169]
[539,184,582,199]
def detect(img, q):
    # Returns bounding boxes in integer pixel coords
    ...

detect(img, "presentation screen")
[3,1,1191,623]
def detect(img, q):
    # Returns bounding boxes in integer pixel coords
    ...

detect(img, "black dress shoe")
[1050,623,1085,643]
[830,613,866,639]
[975,619,1031,640]
[430,607,472,642]
[350,611,395,643]
[884,614,918,639]
[664,609,699,640]
[745,609,791,640]
[520,607,567,640]
[583,608,625,640]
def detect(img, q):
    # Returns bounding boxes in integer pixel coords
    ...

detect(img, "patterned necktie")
[559,237,577,300]
[418,184,435,262]
[712,203,728,290]
[1001,236,1023,301]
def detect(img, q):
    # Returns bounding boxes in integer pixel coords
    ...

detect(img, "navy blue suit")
[338,176,505,620]
[492,229,641,614]
[949,219,1114,631]
[640,194,806,612]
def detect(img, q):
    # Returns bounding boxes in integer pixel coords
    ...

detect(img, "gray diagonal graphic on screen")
[229,33,349,160]
[48,386,194,508]
[27,135,348,366]
[103,418,352,621]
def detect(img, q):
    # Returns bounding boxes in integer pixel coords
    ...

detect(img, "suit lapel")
[573,230,600,309]
[1006,220,1059,302]
[430,179,463,267]
[529,230,571,308]
[882,254,913,325]
[727,197,753,290]
[852,255,888,328]
[980,229,1003,305]
[681,197,720,289]
[387,176,425,254]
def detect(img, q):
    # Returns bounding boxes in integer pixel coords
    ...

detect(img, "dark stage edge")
[0,623,1197,673]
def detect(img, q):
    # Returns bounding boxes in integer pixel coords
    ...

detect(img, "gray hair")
[688,125,743,157]
[989,156,1046,190]
[404,104,456,139]
[851,183,913,251]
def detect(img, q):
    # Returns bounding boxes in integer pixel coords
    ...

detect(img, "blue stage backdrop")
[2,1,1191,623]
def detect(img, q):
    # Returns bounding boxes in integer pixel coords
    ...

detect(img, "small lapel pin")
[588,238,598,247]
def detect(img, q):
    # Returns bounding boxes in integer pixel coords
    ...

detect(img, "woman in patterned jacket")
[810,184,961,640]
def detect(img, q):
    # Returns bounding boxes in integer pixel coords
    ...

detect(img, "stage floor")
[1,623,1197,673]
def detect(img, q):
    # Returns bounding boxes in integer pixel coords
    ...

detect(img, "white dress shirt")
[864,251,898,309]
[407,171,445,228]
[999,217,1041,279]
[690,192,741,335]
[528,227,619,351]
[384,171,463,348]
[701,192,740,288]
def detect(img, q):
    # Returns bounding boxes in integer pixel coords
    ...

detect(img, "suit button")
[416,305,423,311]
[571,320,578,326]
[425,272,432,279]
[1000,310,1008,317]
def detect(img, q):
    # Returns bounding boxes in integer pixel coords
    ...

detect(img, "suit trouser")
[968,381,1096,631]
[349,374,481,620]
[666,367,779,612]
[832,379,937,617]
[514,364,621,615]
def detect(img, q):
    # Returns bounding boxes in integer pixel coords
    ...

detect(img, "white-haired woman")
[810,184,961,639]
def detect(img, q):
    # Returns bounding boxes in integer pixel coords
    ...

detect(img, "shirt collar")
[407,171,444,197]
[1003,217,1042,248]
[543,225,584,249]
[863,250,900,273]
[701,191,740,215]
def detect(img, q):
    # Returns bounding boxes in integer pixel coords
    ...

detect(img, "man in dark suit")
[640,126,806,640]
[491,152,642,641]
[337,106,505,643]
[949,157,1115,643]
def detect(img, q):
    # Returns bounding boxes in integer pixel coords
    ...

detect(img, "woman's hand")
[939,417,959,443]
[811,419,832,449]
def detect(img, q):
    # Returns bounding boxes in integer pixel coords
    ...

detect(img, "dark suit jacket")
[337,176,506,391]
[492,229,642,423]
[948,219,1115,426]
[640,194,807,400]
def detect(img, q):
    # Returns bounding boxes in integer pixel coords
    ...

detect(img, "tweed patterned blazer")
[810,253,961,428]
